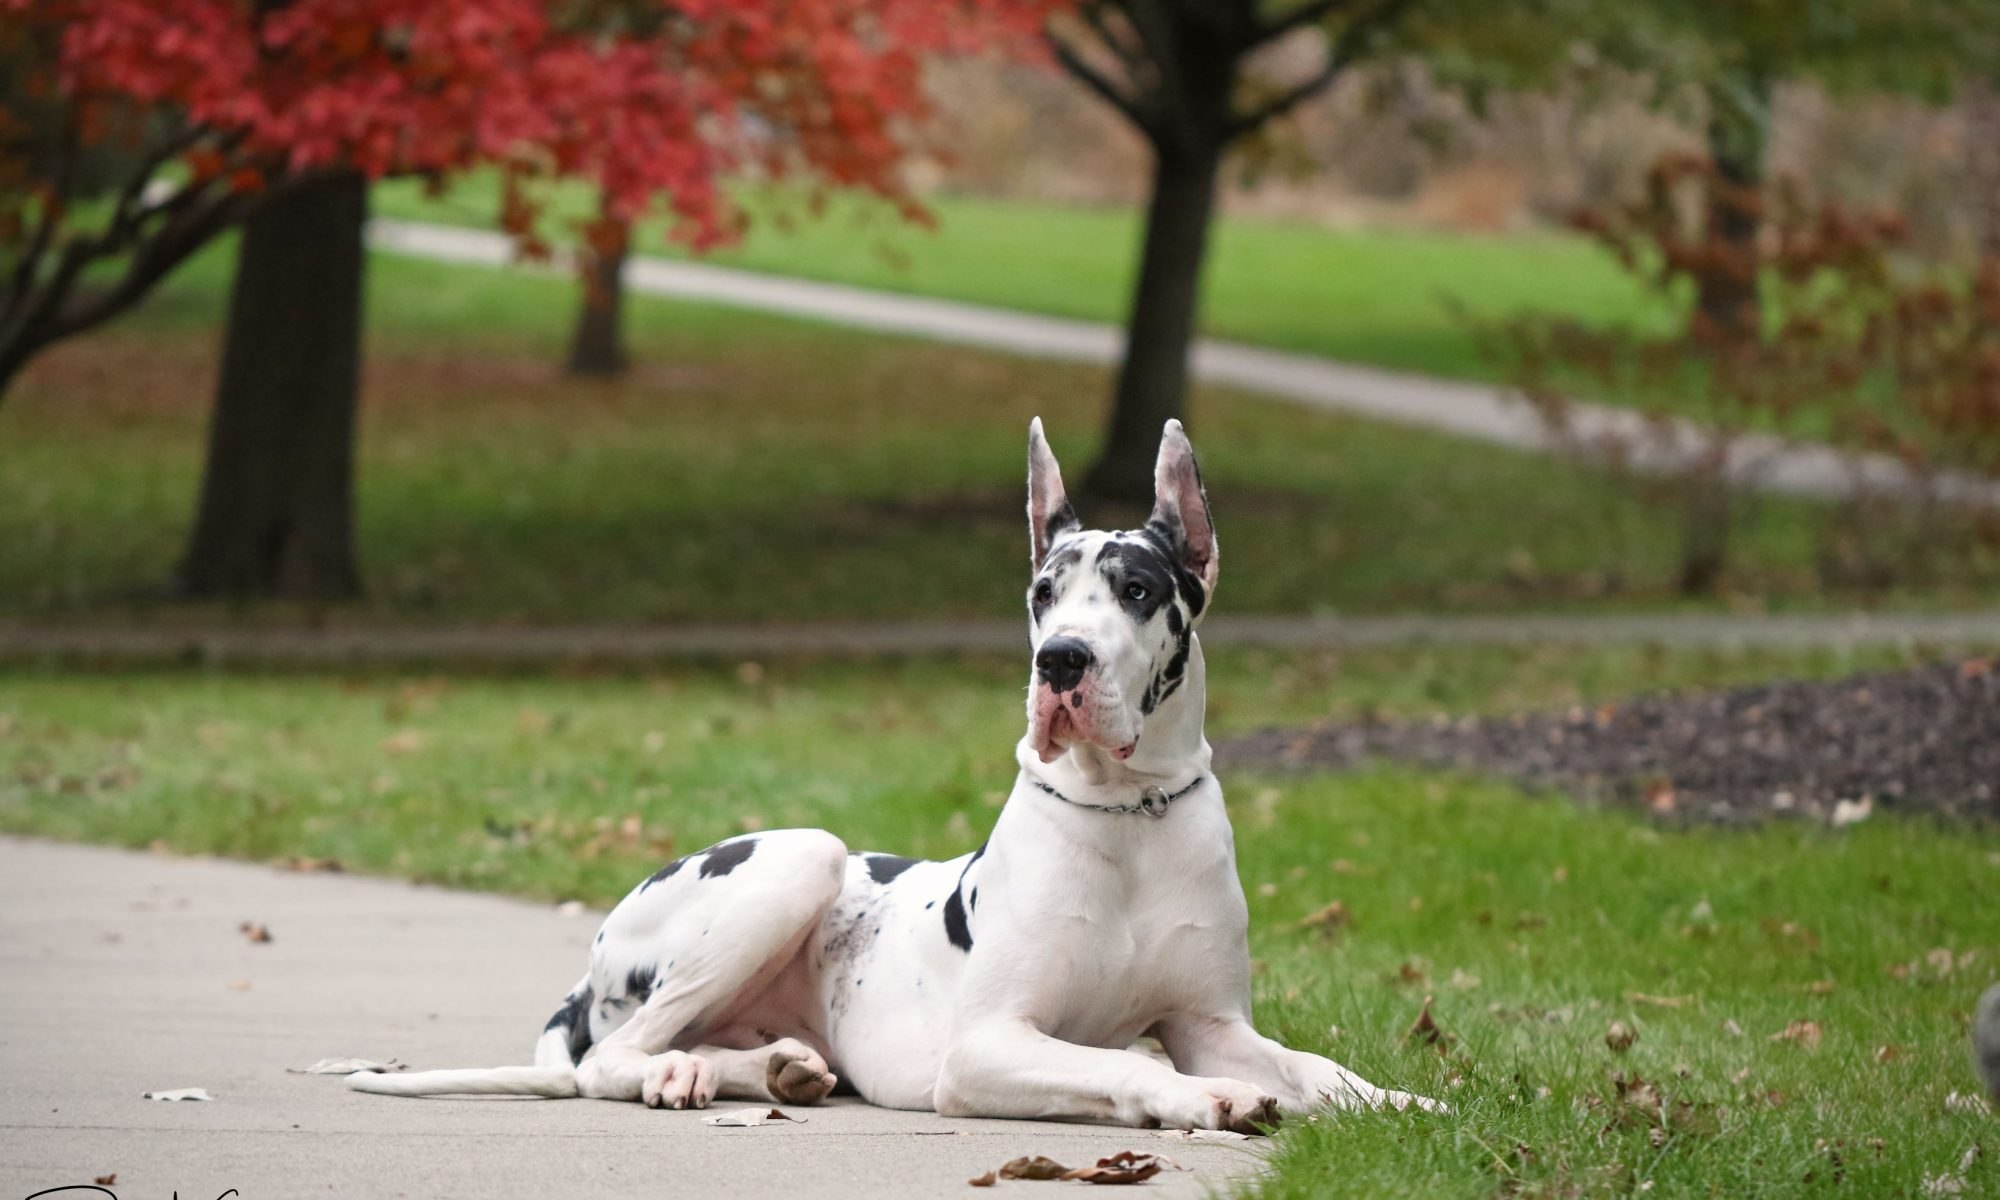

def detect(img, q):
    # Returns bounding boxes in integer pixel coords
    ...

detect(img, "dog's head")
[1022,417,1218,765]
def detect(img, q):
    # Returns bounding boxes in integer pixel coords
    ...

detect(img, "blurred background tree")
[2,0,1056,600]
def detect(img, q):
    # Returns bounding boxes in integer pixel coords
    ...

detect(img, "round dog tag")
[1139,786,1170,817]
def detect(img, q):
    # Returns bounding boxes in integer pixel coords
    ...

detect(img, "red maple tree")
[0,0,1061,392]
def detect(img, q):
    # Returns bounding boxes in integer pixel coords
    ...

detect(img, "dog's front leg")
[1157,1014,1444,1114]
[935,1018,1278,1132]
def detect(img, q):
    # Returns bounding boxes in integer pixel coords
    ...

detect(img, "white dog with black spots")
[354,419,1440,1129]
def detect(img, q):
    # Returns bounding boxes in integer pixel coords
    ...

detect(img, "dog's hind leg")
[574,829,847,1107]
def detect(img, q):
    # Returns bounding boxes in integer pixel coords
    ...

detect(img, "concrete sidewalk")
[0,837,1265,1199]
[369,218,2000,510]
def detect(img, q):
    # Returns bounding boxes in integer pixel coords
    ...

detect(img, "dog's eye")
[1124,582,1148,602]
[1033,580,1054,605]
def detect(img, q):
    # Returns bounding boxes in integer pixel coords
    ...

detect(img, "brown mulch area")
[1215,658,2000,824]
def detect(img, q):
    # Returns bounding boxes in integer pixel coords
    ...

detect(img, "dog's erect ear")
[1149,419,1218,598]
[1027,417,1080,571]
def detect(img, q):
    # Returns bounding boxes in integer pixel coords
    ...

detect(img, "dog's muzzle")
[1034,637,1092,692]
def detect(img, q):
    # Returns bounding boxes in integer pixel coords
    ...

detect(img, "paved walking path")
[369,218,2000,509]
[0,837,1265,1200]
[4,610,1998,666]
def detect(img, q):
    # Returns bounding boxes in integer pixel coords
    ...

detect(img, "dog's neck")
[1015,635,1211,797]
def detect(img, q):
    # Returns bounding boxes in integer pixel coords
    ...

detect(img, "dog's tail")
[348,1064,578,1098]
[350,974,593,1099]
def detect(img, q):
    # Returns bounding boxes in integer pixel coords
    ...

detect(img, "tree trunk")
[1698,78,1770,340]
[1082,135,1226,504]
[176,172,366,602]
[565,233,630,377]
[1964,79,2000,261]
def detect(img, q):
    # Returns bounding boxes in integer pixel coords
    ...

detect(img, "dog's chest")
[992,814,1249,1043]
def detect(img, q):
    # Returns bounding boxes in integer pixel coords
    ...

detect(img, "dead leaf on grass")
[1605,1021,1638,1052]
[1404,995,1452,1052]
[238,921,273,944]
[382,729,425,755]
[1624,992,1694,1009]
[1875,1045,1902,1063]
[1299,900,1350,936]
[1722,1019,1745,1038]
[1770,1021,1823,1049]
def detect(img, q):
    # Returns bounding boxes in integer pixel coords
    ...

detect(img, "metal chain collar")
[1027,773,1206,818]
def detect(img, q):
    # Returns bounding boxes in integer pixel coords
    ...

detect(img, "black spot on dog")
[865,853,920,885]
[943,887,972,952]
[625,964,658,1007]
[941,842,987,953]
[698,837,759,878]
[1141,593,1196,716]
[1044,502,1080,554]
[545,984,596,1065]
[640,856,686,891]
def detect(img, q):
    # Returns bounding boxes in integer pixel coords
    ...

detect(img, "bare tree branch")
[1079,0,1148,77]
[1048,29,1164,142]
[1226,0,1413,139]
[1250,0,1353,47]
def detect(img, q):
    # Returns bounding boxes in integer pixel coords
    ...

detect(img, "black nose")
[1036,637,1093,692]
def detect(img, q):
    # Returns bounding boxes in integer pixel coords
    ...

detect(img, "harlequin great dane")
[354,419,1438,1129]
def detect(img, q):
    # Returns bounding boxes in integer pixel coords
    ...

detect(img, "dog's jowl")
[353,419,1441,1129]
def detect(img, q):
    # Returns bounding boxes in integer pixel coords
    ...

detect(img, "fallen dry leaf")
[94,1175,115,1187]
[703,1107,802,1127]
[142,1088,212,1102]
[1606,1021,1638,1052]
[1299,900,1350,935]
[238,921,273,944]
[1722,1019,1746,1038]
[1404,995,1451,1052]
[382,729,425,755]
[998,1156,1072,1181]
[1624,992,1694,1009]
[1770,1021,1823,1049]
[1875,1045,1902,1063]
[275,855,344,873]
[1060,1152,1177,1185]
[968,1170,997,1187]
[289,1057,404,1075]
[1449,969,1482,992]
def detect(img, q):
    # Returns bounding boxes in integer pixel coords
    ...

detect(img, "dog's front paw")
[1156,1077,1280,1134]
[642,1050,715,1110]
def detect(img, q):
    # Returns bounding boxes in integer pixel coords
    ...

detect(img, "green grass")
[373,176,1670,383]
[2,642,1994,1197]
[8,236,1995,624]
